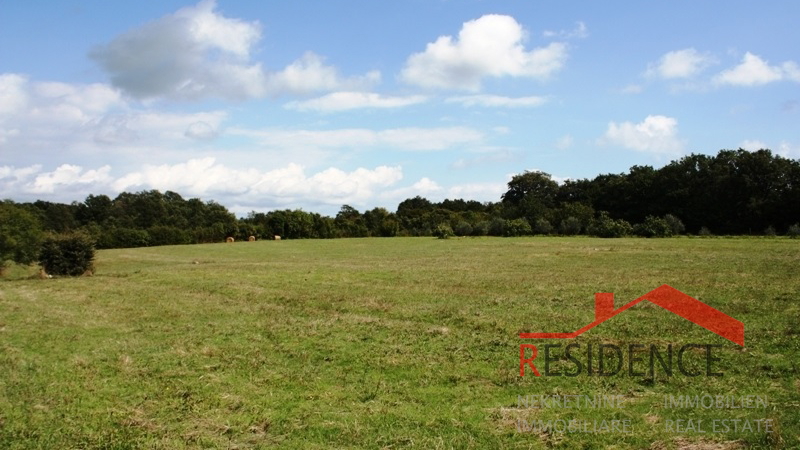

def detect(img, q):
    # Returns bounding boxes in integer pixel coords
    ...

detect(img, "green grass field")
[1,237,798,449]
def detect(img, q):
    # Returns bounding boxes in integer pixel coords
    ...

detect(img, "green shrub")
[0,202,43,271]
[664,214,686,235]
[787,223,800,239]
[698,226,712,237]
[505,218,532,237]
[764,226,776,237]
[487,218,507,236]
[39,231,96,276]
[633,216,673,238]
[587,212,632,238]
[559,216,582,235]
[533,218,553,235]
[471,221,489,236]
[433,223,453,239]
[453,221,473,237]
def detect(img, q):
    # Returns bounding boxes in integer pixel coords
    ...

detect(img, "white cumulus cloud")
[1,159,406,210]
[90,1,377,100]
[445,94,547,108]
[400,14,568,91]
[90,0,264,100]
[284,91,427,112]
[647,48,715,79]
[0,74,29,116]
[713,52,799,86]
[602,115,685,155]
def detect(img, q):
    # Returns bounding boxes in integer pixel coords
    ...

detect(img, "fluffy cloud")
[542,21,589,40]
[284,91,427,112]
[777,141,799,158]
[381,177,444,203]
[90,0,264,100]
[739,139,768,152]
[647,48,715,79]
[0,163,113,197]
[400,14,568,91]
[713,52,799,86]
[90,1,376,100]
[445,94,547,108]
[602,115,685,155]
[1,159,405,209]
[230,126,483,151]
[0,74,29,116]
[266,53,380,96]
[0,74,231,168]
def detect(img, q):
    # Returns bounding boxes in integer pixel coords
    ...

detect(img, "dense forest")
[2,149,800,262]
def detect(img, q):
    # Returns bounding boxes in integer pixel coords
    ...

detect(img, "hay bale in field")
[274,235,281,241]
[248,235,256,242]
[226,237,234,243]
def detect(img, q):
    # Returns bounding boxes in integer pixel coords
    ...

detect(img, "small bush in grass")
[533,218,553,235]
[664,214,685,235]
[559,216,582,235]
[587,212,633,238]
[633,215,673,238]
[453,221,473,237]
[39,231,96,276]
[487,218,507,237]
[505,218,532,237]
[434,223,454,239]
[788,223,800,239]
[698,226,712,237]
[471,221,489,236]
[764,226,776,237]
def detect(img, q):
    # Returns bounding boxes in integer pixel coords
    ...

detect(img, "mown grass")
[0,237,798,449]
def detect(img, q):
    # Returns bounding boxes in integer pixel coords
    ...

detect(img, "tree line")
[2,148,800,270]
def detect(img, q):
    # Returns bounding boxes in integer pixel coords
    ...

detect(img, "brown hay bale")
[248,235,256,242]
[274,235,281,241]
[226,237,234,243]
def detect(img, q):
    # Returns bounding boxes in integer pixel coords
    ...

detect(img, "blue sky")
[1,1,798,215]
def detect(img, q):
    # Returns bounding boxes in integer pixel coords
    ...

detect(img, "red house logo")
[520,284,744,345]
[518,285,744,377]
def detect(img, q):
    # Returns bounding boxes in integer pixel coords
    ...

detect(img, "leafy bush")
[698,226,712,237]
[505,218,532,237]
[664,214,685,235]
[633,216,673,238]
[587,212,632,238]
[471,221,489,236]
[487,218,507,237]
[433,223,453,239]
[787,223,800,239]
[533,218,553,235]
[0,202,43,271]
[39,231,95,276]
[559,216,582,236]
[763,226,776,237]
[453,221,473,237]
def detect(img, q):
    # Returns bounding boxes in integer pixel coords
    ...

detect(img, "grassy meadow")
[0,237,798,449]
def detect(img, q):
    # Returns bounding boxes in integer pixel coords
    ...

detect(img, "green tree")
[39,231,95,276]
[335,205,368,238]
[0,201,44,271]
